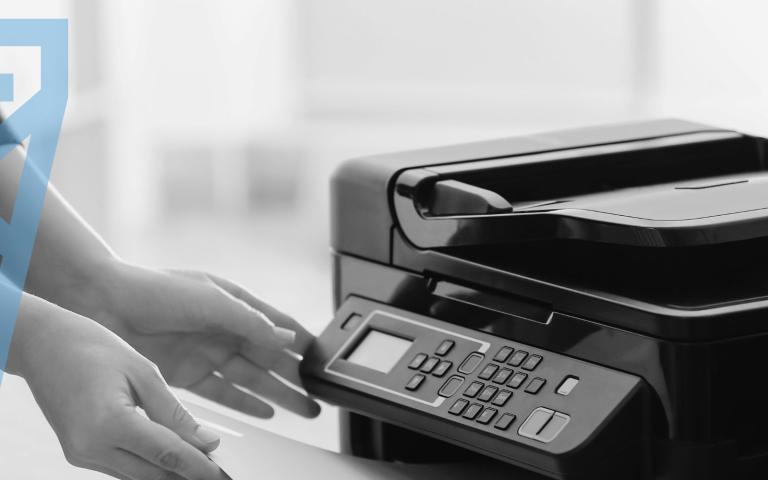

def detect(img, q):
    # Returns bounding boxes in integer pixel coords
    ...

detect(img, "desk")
[0,374,535,480]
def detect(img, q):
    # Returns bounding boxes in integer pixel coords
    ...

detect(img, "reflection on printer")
[301,119,768,479]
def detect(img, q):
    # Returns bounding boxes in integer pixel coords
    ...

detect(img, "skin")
[1,139,320,480]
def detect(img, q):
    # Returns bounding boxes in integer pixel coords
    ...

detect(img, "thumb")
[136,367,221,453]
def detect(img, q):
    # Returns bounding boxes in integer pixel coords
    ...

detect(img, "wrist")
[79,259,135,333]
[6,293,60,377]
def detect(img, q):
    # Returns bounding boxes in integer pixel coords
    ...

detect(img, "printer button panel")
[306,297,646,463]
[323,307,573,440]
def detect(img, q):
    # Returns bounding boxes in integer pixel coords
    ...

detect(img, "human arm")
[0,142,319,418]
[6,290,227,480]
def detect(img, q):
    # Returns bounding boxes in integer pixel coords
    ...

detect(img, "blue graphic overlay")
[0,20,68,381]
[0,74,12,102]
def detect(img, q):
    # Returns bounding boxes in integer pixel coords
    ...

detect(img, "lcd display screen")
[346,330,413,373]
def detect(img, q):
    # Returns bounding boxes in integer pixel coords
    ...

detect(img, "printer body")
[302,119,768,479]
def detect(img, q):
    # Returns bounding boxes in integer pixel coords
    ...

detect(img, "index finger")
[207,274,315,354]
[200,285,296,351]
[118,412,226,480]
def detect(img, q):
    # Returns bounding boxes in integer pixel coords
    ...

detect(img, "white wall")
[651,0,768,135]
[302,0,640,125]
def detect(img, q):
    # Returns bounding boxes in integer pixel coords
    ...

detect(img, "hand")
[90,262,320,419]
[7,293,227,480]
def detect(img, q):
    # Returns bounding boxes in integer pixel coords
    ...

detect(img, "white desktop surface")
[0,373,534,480]
[188,400,515,480]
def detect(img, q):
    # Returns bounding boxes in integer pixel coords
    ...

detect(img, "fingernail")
[274,326,296,345]
[195,425,221,450]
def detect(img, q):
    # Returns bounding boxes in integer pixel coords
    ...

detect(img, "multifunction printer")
[301,119,768,479]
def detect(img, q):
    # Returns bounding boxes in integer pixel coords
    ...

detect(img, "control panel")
[301,297,648,479]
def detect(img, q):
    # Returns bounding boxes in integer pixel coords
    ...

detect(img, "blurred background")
[1,0,768,467]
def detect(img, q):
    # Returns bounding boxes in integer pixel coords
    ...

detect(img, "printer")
[301,119,768,479]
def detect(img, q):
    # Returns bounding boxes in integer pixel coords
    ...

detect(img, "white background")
[0,1,767,478]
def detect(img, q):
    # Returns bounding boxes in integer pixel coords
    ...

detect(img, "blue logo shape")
[0,20,68,380]
[0,74,13,102]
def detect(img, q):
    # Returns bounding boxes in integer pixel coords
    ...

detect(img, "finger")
[118,412,225,480]
[219,356,321,418]
[206,274,315,354]
[136,367,222,453]
[189,373,275,419]
[240,344,303,387]
[202,284,297,351]
[108,449,185,480]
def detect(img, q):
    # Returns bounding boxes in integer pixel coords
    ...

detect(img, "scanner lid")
[393,130,768,249]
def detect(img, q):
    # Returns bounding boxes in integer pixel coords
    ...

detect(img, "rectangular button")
[421,357,440,373]
[406,374,425,391]
[508,372,528,389]
[438,376,464,398]
[463,381,484,398]
[448,398,469,415]
[492,368,513,384]
[476,407,498,425]
[524,377,546,394]
[432,360,452,377]
[462,403,483,420]
[556,376,579,396]
[477,385,498,402]
[435,340,455,356]
[491,389,512,407]
[536,412,570,442]
[458,353,484,374]
[408,353,427,370]
[494,413,517,430]
[341,313,363,331]
[518,407,554,439]
[478,363,499,380]
[522,355,542,371]
[493,346,514,363]
[508,351,528,366]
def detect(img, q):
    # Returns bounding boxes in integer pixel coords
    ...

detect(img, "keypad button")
[463,381,484,398]
[522,355,543,371]
[508,372,528,389]
[518,408,569,443]
[406,374,426,391]
[449,398,469,415]
[508,350,528,367]
[408,353,428,370]
[421,357,440,373]
[435,340,455,356]
[478,363,499,380]
[477,385,499,402]
[492,368,513,384]
[536,412,570,443]
[438,376,464,398]
[491,389,513,407]
[519,407,554,439]
[524,377,546,394]
[458,353,484,375]
[494,413,517,430]
[432,360,452,378]
[556,376,580,396]
[493,346,514,363]
[463,403,483,420]
[476,407,498,425]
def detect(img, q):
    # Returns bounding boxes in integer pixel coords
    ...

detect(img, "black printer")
[301,119,768,479]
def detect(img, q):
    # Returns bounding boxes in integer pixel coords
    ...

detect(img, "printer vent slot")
[429,279,552,325]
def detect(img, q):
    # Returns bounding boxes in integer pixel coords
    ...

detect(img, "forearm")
[0,143,120,314]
